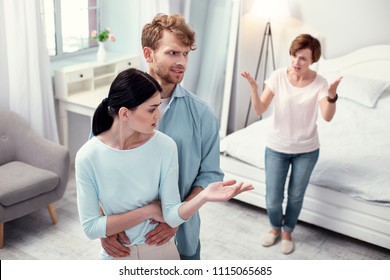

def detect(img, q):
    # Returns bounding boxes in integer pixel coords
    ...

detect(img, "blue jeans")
[264,147,319,232]
[180,240,201,260]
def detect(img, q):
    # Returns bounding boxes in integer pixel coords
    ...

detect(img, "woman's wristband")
[327,93,338,103]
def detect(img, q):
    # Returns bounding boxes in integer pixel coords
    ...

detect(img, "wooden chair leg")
[47,204,58,224]
[0,223,4,249]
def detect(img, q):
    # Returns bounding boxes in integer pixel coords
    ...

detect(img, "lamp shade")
[250,0,289,19]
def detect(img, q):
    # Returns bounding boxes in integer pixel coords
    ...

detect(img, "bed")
[220,45,390,250]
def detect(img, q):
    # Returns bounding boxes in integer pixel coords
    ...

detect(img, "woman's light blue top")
[75,131,186,249]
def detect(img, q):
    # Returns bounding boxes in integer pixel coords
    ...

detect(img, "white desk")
[55,55,140,147]
[57,88,108,147]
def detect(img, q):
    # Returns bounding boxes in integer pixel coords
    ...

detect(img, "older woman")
[242,34,342,254]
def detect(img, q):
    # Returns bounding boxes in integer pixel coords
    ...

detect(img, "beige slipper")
[281,239,294,254]
[261,231,280,247]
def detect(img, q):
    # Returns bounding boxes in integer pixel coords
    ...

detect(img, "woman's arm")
[320,77,343,122]
[241,71,274,116]
[178,180,253,220]
[184,186,203,201]
[105,201,163,236]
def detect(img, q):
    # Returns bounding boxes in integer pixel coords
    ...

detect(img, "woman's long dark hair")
[92,68,162,136]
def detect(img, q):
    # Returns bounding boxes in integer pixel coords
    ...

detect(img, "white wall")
[54,0,390,156]
[100,0,142,56]
[292,0,390,58]
[228,0,390,133]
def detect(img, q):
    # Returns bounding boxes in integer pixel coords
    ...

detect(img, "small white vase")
[97,42,106,62]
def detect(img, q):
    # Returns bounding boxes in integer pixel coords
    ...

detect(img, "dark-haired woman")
[242,34,342,254]
[76,68,252,260]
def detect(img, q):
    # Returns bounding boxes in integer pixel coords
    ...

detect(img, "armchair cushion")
[0,161,59,207]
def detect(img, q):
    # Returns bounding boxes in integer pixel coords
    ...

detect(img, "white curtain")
[138,0,186,37]
[139,0,170,30]
[183,0,234,123]
[0,0,59,143]
[138,0,170,71]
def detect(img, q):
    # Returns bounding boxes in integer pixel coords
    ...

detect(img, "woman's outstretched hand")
[241,71,259,91]
[328,76,343,96]
[178,180,254,221]
[203,180,254,202]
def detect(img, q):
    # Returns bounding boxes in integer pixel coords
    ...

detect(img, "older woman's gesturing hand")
[328,76,343,96]
[203,180,254,202]
[241,71,259,91]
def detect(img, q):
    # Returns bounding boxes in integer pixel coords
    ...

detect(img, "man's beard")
[155,66,184,85]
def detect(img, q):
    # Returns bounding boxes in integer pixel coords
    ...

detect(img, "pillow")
[322,73,390,108]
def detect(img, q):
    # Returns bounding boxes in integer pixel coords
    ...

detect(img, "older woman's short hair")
[289,34,321,63]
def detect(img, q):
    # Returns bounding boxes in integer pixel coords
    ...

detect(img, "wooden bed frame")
[220,45,390,250]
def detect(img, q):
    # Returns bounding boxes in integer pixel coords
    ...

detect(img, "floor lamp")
[244,21,276,127]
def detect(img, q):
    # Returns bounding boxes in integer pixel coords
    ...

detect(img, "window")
[41,0,99,57]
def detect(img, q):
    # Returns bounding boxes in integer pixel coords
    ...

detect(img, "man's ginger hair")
[142,13,196,51]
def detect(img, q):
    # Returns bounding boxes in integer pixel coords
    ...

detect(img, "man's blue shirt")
[157,84,224,256]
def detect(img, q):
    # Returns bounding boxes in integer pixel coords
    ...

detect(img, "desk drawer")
[67,69,93,83]
[117,57,140,72]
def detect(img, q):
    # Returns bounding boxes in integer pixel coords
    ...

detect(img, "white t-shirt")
[159,97,171,115]
[264,68,328,154]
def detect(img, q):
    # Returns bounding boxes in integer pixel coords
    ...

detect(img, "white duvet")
[220,91,390,205]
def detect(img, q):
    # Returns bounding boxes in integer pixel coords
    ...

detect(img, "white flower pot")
[97,42,106,62]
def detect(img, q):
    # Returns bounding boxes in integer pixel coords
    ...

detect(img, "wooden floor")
[1,166,389,260]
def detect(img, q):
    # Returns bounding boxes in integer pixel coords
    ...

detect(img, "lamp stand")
[244,21,276,127]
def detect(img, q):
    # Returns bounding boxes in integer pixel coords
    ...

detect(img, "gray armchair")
[0,109,70,248]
